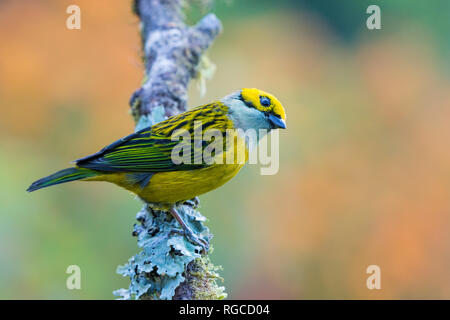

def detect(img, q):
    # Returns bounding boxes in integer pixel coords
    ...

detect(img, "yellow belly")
[89,163,243,207]
[86,132,248,207]
[141,163,244,204]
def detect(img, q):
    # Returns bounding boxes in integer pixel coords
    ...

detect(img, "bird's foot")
[169,227,209,254]
[183,197,200,209]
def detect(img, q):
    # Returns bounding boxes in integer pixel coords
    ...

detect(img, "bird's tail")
[27,167,98,192]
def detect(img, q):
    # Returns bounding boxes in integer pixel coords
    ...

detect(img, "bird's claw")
[183,197,200,209]
[169,227,209,254]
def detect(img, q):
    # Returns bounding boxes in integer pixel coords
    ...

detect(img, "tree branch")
[113,0,225,300]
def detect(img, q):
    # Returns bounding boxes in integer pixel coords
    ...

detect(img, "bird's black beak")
[268,113,287,129]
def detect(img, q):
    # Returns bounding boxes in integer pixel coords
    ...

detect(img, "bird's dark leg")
[169,207,209,253]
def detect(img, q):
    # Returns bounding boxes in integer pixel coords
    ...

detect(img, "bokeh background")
[0,0,449,299]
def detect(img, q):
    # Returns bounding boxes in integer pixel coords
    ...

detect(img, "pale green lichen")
[195,54,216,97]
[113,203,225,300]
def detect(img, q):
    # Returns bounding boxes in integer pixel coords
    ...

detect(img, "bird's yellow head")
[221,88,287,132]
[240,88,286,129]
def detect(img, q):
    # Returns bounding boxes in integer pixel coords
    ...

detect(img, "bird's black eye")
[260,96,271,107]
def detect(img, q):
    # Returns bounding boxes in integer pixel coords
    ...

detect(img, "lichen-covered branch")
[113,0,225,300]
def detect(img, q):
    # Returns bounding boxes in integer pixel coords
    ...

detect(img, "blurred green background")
[0,0,449,299]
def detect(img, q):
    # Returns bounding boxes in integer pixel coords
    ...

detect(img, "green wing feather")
[76,102,231,173]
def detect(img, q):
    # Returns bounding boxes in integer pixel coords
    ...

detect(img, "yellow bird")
[27,88,286,250]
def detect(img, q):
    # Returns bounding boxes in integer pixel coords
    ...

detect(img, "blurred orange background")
[0,0,449,299]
